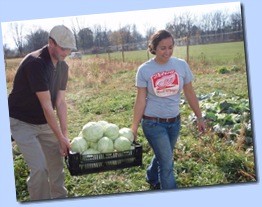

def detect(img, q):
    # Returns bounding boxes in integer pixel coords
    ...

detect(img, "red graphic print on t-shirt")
[151,70,179,97]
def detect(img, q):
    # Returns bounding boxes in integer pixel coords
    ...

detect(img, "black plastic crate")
[65,143,142,176]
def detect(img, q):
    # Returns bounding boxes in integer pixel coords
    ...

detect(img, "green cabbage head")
[104,123,119,140]
[97,137,114,153]
[82,122,104,142]
[119,127,134,143]
[70,137,88,153]
[114,136,131,151]
[82,148,100,156]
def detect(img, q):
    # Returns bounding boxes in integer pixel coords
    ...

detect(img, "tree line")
[3,9,243,58]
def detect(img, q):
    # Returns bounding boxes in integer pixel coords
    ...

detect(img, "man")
[8,25,76,201]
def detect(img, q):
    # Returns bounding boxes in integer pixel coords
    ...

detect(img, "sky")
[1,2,240,50]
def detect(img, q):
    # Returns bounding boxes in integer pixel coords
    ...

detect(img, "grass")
[87,41,246,69]
[6,41,256,202]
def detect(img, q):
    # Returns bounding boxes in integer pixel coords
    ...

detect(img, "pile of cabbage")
[70,120,135,156]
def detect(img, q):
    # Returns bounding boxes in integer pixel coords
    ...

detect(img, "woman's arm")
[183,82,205,133]
[132,87,147,141]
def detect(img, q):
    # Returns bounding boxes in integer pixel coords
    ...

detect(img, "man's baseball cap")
[49,25,76,50]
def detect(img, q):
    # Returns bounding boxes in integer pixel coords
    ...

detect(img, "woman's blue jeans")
[141,117,180,189]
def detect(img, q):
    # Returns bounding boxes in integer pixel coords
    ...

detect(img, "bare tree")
[70,17,86,50]
[200,13,213,34]
[3,44,8,67]
[108,24,132,62]
[230,12,242,31]
[10,22,24,56]
[209,10,229,42]
[230,12,243,40]
[119,24,131,62]
[108,30,121,50]
[144,26,156,60]
[183,12,195,62]
[78,27,93,52]
[130,24,143,49]
[92,24,110,55]
[167,12,195,62]
[24,28,49,52]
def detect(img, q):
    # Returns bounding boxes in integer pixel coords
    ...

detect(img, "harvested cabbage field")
[7,41,256,202]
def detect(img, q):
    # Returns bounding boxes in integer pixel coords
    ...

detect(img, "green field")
[8,41,256,202]
[86,41,246,67]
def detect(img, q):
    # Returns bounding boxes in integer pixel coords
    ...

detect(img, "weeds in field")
[67,58,138,90]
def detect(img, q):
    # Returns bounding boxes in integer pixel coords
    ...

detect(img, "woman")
[131,30,205,190]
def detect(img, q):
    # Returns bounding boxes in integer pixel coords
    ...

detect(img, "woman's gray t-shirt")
[136,57,193,118]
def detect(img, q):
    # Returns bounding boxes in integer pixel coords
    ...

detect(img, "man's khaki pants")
[10,117,67,201]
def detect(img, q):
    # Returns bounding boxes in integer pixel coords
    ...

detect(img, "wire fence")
[105,31,244,53]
